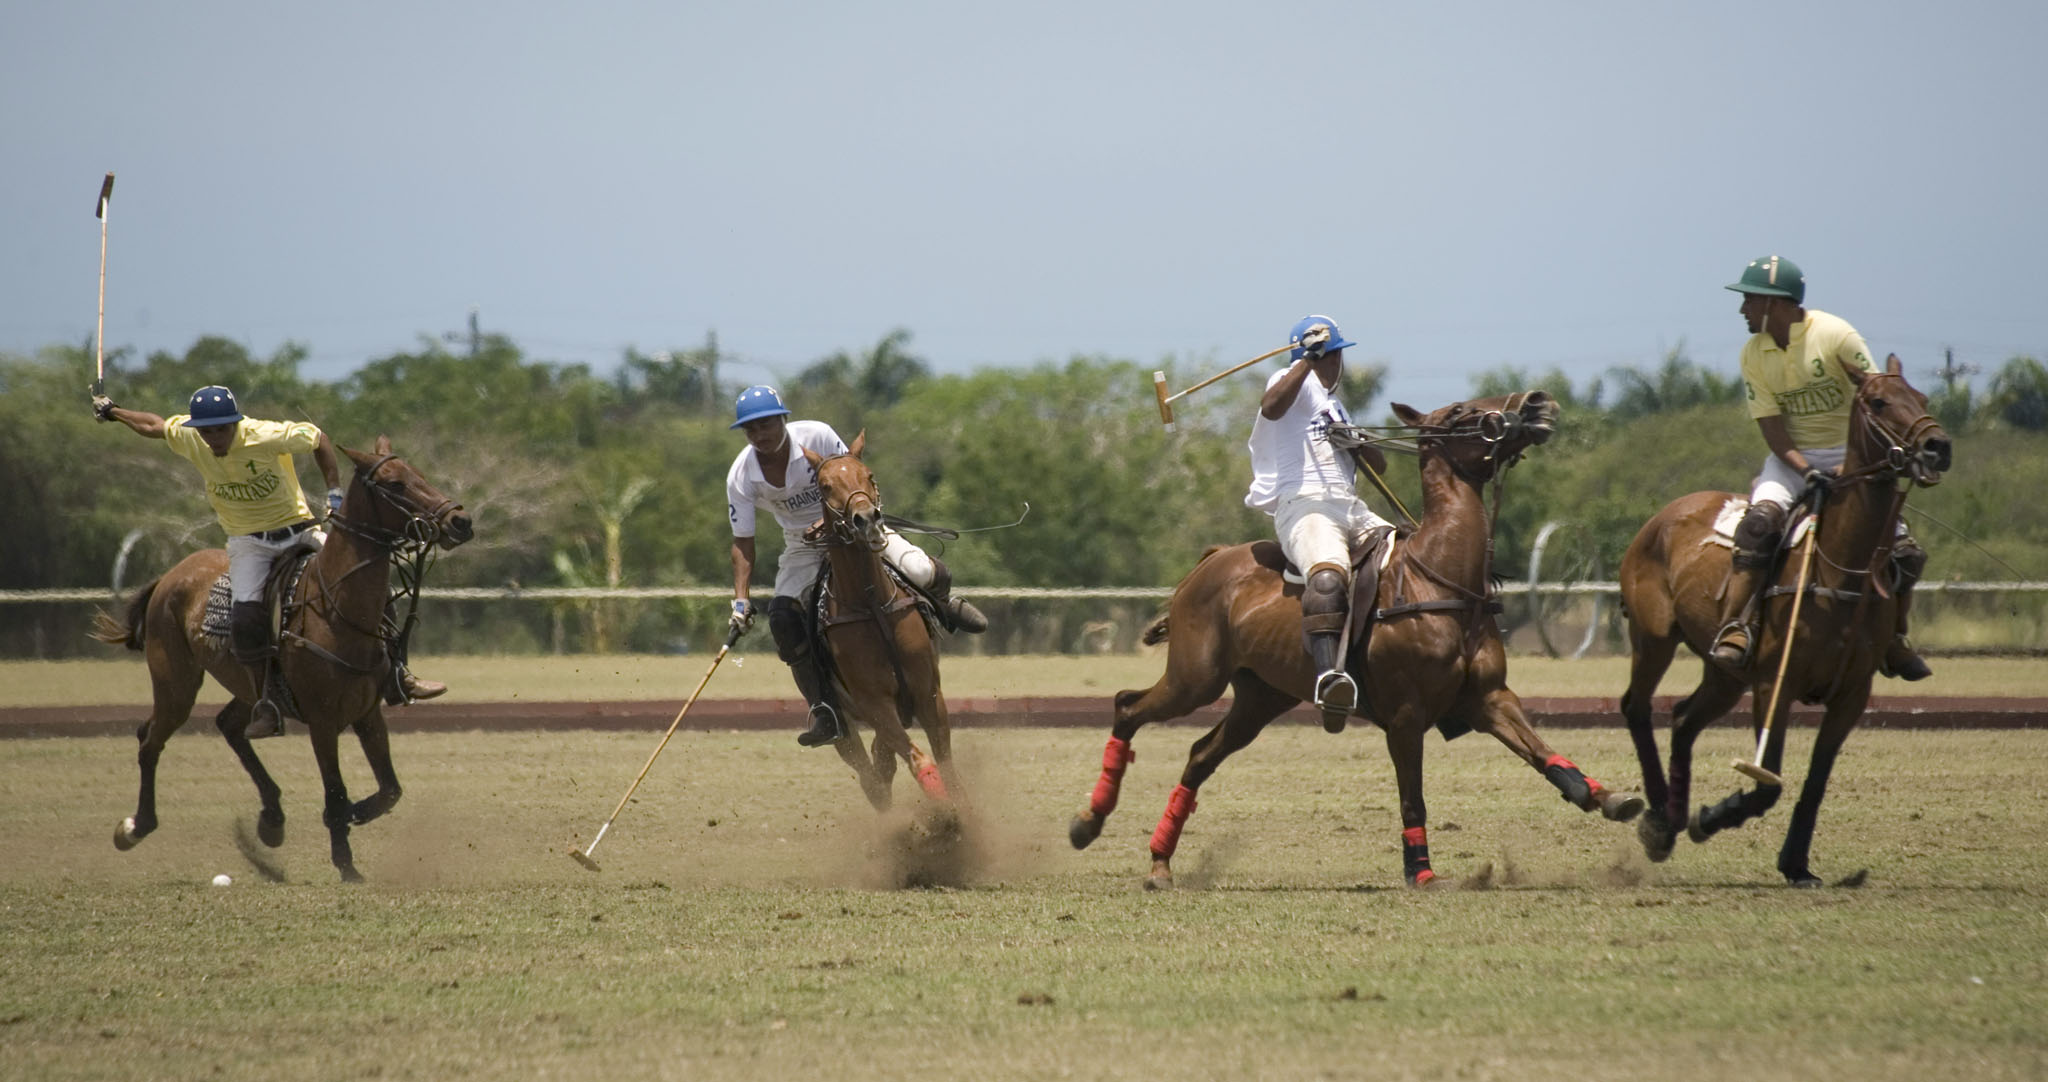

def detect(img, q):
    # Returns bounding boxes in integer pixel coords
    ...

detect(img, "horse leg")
[831,732,893,812]
[1383,714,1436,887]
[1620,628,1680,822]
[1775,687,1869,887]
[1684,678,1791,848]
[1468,688,1643,822]
[1646,669,1746,861]
[346,707,404,825]
[913,689,959,803]
[215,699,286,847]
[115,660,202,851]
[1144,674,1296,890]
[307,724,363,882]
[1069,656,1234,851]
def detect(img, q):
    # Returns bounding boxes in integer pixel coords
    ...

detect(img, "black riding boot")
[927,558,988,634]
[229,601,284,739]
[1880,541,1933,681]
[790,661,844,748]
[1710,502,1786,669]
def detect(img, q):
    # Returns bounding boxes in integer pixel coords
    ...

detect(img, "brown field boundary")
[4,693,2041,738]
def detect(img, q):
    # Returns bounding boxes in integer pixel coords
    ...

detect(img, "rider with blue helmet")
[722,385,988,748]
[1246,316,1394,733]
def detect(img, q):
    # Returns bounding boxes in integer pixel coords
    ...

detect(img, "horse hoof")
[1785,872,1823,889]
[338,865,364,884]
[1068,812,1103,850]
[1143,873,1173,891]
[1637,812,1675,863]
[257,813,285,849]
[113,818,142,851]
[1686,811,1713,845]
[1406,869,1439,889]
[1601,791,1646,823]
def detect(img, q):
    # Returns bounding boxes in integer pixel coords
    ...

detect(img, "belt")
[246,521,315,542]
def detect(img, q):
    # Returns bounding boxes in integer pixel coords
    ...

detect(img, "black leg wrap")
[1403,841,1431,884]
[1543,762,1592,808]
[1689,785,1782,843]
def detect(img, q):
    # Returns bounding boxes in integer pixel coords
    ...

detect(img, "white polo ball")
[211,874,233,887]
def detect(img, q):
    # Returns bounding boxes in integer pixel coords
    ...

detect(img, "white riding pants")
[223,528,325,604]
[1273,492,1389,582]
[773,527,932,601]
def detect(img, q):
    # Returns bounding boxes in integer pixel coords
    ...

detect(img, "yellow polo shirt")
[163,417,322,535]
[1739,309,1879,448]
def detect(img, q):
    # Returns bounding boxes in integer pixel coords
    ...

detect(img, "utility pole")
[1938,347,1979,395]
[703,328,719,416]
[445,306,481,358]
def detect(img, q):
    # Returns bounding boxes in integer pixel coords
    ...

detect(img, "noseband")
[1849,375,1947,484]
[814,456,888,552]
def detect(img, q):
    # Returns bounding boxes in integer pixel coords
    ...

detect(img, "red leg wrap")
[1543,754,1576,771]
[1149,784,1197,860]
[1402,826,1432,885]
[915,758,949,801]
[1088,737,1135,818]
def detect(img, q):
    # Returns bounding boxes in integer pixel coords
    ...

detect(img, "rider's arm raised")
[1259,359,1313,420]
[105,406,168,440]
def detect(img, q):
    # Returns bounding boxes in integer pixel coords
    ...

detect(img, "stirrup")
[1709,623,1752,667]
[244,697,285,740]
[1313,670,1357,734]
[796,702,844,748]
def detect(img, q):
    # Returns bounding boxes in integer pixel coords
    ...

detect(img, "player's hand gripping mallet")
[1734,515,1821,787]
[92,172,115,397]
[1152,325,1331,432]
[570,623,744,870]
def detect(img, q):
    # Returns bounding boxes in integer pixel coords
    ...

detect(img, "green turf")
[6,652,2046,708]
[4,727,2044,1081]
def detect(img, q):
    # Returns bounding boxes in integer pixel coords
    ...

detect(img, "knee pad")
[1302,567,1347,634]
[766,596,810,665]
[1732,502,1787,569]
[229,601,275,662]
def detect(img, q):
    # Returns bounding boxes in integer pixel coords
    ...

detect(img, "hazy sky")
[7,1,2044,410]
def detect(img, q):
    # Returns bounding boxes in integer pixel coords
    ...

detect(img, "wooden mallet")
[1153,326,1330,432]
[1734,513,1821,787]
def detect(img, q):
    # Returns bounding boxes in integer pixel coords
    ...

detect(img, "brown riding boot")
[402,670,448,700]
[927,558,989,633]
[1709,562,1768,668]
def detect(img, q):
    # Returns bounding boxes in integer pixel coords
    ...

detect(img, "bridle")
[326,453,462,552]
[812,454,889,553]
[1838,374,1948,489]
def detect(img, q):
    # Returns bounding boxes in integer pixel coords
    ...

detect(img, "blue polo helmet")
[730,384,792,429]
[1289,315,1357,361]
[183,385,244,428]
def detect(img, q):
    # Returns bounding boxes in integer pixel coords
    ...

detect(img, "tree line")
[3,332,2042,655]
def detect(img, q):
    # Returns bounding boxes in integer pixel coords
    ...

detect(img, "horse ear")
[803,446,824,469]
[1838,356,1872,386]
[341,444,373,468]
[1390,402,1422,426]
[849,430,866,459]
[375,434,392,454]
[1884,352,1903,376]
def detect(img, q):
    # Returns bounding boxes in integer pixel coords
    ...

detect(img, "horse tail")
[90,577,159,651]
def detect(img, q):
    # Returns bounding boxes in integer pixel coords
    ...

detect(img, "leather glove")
[327,488,345,515]
[92,394,117,422]
[1801,467,1834,499]
[729,598,755,634]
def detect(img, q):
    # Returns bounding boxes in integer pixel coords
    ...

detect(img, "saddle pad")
[1704,496,1813,551]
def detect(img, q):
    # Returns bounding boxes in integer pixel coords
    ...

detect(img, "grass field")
[7,651,2048,708]
[3,719,2045,1080]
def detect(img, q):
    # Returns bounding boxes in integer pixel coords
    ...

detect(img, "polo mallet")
[92,172,115,397]
[1734,513,1820,787]
[1152,326,1330,432]
[570,622,744,870]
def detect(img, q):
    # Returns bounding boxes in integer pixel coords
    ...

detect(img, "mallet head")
[1153,371,1176,432]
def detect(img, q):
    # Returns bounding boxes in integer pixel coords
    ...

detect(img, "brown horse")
[1070,391,1643,888]
[1618,354,1950,885]
[802,433,955,810]
[92,437,472,881]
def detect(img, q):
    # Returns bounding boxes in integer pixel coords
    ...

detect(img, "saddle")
[201,537,321,719]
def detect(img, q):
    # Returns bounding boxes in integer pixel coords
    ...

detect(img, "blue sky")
[6,1,2044,410]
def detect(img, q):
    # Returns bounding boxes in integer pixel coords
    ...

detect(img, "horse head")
[804,430,887,550]
[339,435,474,549]
[1390,389,1559,482]
[1845,354,1951,487]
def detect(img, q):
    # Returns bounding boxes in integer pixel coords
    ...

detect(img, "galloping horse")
[92,437,472,881]
[1618,354,1950,885]
[1070,391,1643,888]
[802,433,955,810]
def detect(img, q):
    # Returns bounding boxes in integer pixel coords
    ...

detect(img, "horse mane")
[90,578,158,651]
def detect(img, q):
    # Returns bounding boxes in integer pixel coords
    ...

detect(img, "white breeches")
[1273,492,1390,581]
[773,527,932,600]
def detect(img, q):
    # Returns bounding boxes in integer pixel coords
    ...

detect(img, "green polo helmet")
[1725,255,1805,304]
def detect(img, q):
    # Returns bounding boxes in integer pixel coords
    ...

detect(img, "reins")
[285,454,454,675]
